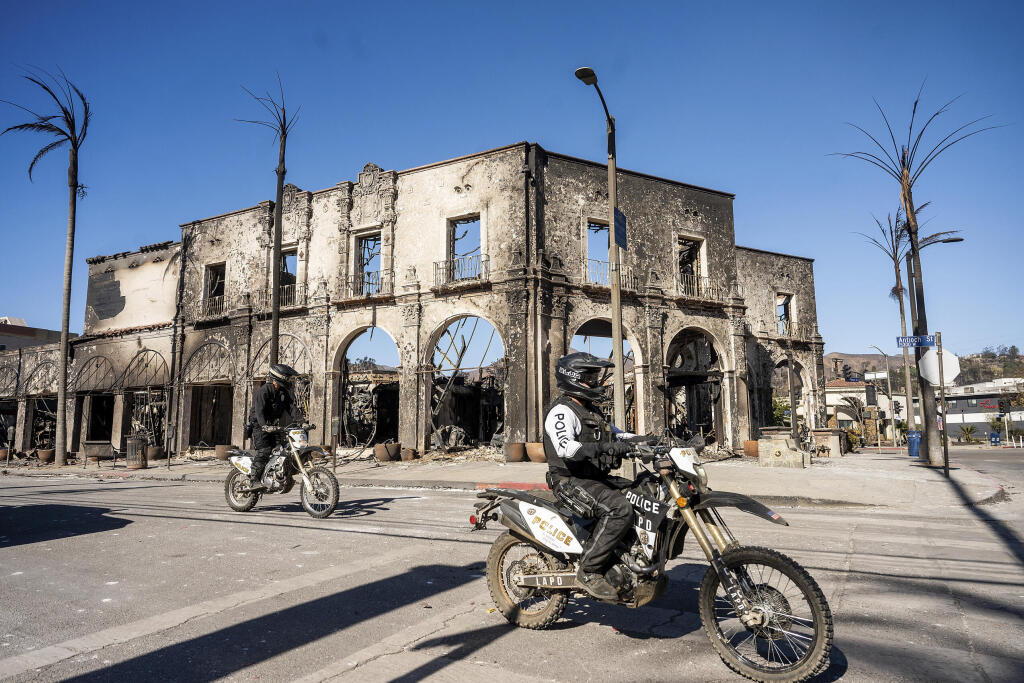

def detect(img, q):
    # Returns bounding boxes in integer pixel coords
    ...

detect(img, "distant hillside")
[826,346,1023,389]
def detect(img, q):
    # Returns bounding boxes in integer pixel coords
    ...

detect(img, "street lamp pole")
[576,67,626,430]
[869,344,895,447]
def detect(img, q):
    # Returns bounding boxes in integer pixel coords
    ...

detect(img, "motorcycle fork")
[291,450,314,490]
[667,480,763,628]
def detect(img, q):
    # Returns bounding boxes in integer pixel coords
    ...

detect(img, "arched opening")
[771,358,806,431]
[333,327,400,447]
[249,334,313,418]
[0,365,18,450]
[24,360,58,451]
[664,328,723,443]
[428,315,506,450]
[70,355,118,455]
[569,319,640,433]
[181,342,234,448]
[118,350,170,451]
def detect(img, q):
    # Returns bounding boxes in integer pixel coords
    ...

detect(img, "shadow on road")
[61,562,480,682]
[257,496,412,518]
[0,503,131,548]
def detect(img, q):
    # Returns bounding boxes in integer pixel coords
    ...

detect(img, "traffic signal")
[892,400,902,415]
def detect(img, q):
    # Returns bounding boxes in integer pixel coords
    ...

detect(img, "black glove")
[601,441,632,457]
[262,425,279,433]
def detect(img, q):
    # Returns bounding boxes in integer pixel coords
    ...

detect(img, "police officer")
[249,363,301,485]
[543,352,635,601]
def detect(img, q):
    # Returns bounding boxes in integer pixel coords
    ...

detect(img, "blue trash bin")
[907,430,922,458]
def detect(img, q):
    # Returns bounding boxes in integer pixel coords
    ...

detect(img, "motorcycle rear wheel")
[224,470,259,512]
[698,546,833,682]
[486,531,568,630]
[300,465,339,518]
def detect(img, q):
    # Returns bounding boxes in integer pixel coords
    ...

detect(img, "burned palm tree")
[2,68,91,466]
[238,75,300,365]
[837,86,996,466]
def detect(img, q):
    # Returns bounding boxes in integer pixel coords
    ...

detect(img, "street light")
[575,66,626,431]
[869,344,895,448]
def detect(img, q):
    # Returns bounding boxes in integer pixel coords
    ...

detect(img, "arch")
[568,317,645,433]
[70,355,118,393]
[771,357,808,427]
[663,327,725,442]
[567,317,645,368]
[249,333,312,377]
[0,365,18,397]
[425,314,507,449]
[24,360,58,396]
[181,341,234,385]
[331,325,401,447]
[118,349,169,389]
[663,324,724,370]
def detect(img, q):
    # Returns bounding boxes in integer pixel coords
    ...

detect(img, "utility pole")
[869,345,895,447]
[937,331,950,477]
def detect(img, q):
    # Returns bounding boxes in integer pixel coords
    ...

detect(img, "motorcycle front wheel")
[300,465,339,518]
[486,531,568,630]
[224,470,259,512]
[698,546,833,682]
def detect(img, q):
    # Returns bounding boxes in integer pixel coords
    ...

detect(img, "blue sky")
[1,0,1021,360]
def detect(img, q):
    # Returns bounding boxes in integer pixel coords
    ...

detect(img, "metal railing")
[585,259,642,291]
[776,319,810,339]
[434,255,489,287]
[198,296,224,319]
[678,274,725,302]
[248,285,306,314]
[344,270,394,298]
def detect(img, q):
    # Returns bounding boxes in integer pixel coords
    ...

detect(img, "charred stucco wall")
[53,141,825,458]
[84,242,178,334]
[735,246,825,434]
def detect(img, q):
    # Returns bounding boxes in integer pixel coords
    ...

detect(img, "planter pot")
[214,445,232,461]
[505,442,526,462]
[743,440,759,458]
[0,449,8,461]
[400,447,418,461]
[525,442,546,463]
[37,449,55,464]
[147,446,166,460]
[384,442,401,460]
[373,444,394,462]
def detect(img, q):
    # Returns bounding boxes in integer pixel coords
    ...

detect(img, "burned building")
[0,142,824,458]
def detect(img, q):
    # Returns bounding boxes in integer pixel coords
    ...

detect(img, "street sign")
[864,371,888,381]
[614,208,627,249]
[919,348,961,385]
[897,335,936,348]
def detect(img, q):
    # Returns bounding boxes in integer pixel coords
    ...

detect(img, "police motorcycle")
[223,422,339,519]
[472,443,833,682]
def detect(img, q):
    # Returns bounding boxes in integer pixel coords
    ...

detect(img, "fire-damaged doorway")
[664,329,723,443]
[180,341,235,449]
[335,327,400,447]
[429,316,505,451]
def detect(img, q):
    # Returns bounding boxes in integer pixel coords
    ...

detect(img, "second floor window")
[357,233,382,295]
[449,216,481,261]
[776,293,793,334]
[206,264,225,300]
[678,237,702,295]
[281,249,297,288]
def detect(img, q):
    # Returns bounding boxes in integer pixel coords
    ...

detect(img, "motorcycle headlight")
[694,463,709,490]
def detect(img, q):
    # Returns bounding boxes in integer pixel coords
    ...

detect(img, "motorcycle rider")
[543,352,636,601]
[249,363,301,486]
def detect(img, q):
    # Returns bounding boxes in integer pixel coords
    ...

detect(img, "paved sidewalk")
[3,448,1006,508]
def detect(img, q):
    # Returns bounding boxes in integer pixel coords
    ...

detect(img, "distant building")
[943,378,1024,437]
[0,317,75,352]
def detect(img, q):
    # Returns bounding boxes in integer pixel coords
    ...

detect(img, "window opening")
[440,216,484,283]
[280,249,298,305]
[678,238,702,296]
[357,233,382,295]
[776,294,793,335]
[204,264,226,317]
[86,394,115,441]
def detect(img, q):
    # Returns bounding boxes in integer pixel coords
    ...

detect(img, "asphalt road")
[1,473,1022,682]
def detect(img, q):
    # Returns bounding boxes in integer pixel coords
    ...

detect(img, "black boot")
[577,569,619,600]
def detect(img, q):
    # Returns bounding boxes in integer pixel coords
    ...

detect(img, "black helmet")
[268,363,299,388]
[556,352,614,403]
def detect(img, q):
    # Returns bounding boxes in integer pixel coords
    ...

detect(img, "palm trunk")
[902,179,943,466]
[893,264,916,432]
[269,130,287,366]
[55,150,78,467]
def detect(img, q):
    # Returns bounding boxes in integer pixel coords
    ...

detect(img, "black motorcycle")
[472,444,833,682]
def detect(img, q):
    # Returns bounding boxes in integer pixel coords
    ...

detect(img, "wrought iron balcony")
[185,295,226,321]
[343,270,394,298]
[434,255,489,287]
[678,274,726,302]
[247,285,306,314]
[776,319,812,339]
[584,259,642,291]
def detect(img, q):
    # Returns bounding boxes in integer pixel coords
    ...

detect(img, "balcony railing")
[343,270,394,298]
[678,274,726,302]
[199,295,225,318]
[776,319,813,339]
[585,259,642,291]
[248,285,306,314]
[434,255,489,287]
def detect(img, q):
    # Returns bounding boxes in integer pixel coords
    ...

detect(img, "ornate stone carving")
[350,162,397,227]
[506,289,529,315]
[402,304,421,328]
[551,294,569,318]
[644,306,663,330]
[307,312,329,337]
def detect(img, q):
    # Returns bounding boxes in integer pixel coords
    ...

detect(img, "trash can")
[906,430,922,458]
[126,436,148,470]
[989,432,1001,447]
